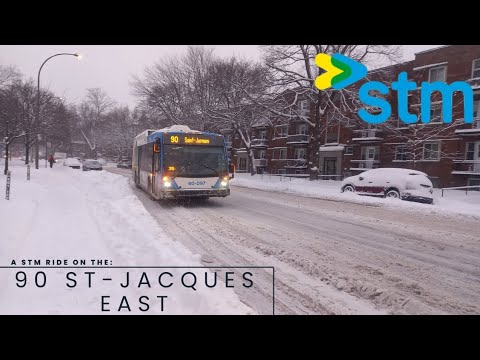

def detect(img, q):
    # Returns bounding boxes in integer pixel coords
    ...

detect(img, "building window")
[361,146,380,161]
[278,169,286,175]
[326,132,338,143]
[298,100,309,114]
[429,66,446,82]
[295,170,305,174]
[423,142,440,160]
[258,150,266,159]
[395,145,406,161]
[275,125,288,137]
[466,142,475,160]
[297,124,307,135]
[234,133,240,140]
[345,146,353,155]
[474,92,480,118]
[259,130,267,140]
[294,147,306,159]
[472,59,480,79]
[430,104,443,123]
[279,149,287,159]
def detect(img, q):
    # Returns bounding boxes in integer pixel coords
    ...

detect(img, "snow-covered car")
[63,158,82,169]
[341,168,434,204]
[82,159,103,171]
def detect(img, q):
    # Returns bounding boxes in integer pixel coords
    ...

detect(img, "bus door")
[152,140,161,194]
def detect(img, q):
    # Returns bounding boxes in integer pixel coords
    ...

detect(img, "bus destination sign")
[163,133,224,146]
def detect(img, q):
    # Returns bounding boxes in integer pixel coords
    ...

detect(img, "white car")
[63,158,82,169]
[341,168,434,204]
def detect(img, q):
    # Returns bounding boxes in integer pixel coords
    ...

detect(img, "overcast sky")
[0,45,441,108]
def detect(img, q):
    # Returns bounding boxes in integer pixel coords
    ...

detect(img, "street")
[106,168,480,315]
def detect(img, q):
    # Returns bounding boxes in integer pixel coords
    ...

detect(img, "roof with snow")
[319,145,344,152]
[413,62,448,71]
[155,125,202,134]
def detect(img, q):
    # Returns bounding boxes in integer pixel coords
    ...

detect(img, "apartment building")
[227,45,480,188]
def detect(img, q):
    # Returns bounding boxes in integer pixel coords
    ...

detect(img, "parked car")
[117,161,131,169]
[340,168,434,204]
[63,158,82,169]
[82,159,103,171]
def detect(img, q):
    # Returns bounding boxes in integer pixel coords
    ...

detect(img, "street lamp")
[35,52,79,169]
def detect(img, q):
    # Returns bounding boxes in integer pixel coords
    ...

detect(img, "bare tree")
[132,47,273,175]
[260,45,402,179]
[131,46,216,129]
[100,106,141,160]
[77,88,115,158]
[9,80,38,164]
[0,83,24,174]
[203,57,272,175]
[0,65,20,88]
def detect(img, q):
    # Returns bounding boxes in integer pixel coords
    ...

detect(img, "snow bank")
[231,173,480,220]
[0,160,256,315]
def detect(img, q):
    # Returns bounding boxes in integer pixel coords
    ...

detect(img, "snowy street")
[107,167,480,315]
[0,161,256,315]
[1,161,479,314]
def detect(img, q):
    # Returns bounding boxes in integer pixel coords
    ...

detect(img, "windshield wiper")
[199,163,219,177]
[172,162,192,179]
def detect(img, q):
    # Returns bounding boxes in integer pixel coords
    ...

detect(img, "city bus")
[132,125,234,200]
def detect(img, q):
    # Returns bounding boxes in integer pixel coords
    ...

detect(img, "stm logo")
[314,53,475,125]
[314,53,367,90]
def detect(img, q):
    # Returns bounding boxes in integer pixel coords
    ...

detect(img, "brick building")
[228,45,480,188]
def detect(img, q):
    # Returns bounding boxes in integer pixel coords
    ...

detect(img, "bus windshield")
[164,145,228,178]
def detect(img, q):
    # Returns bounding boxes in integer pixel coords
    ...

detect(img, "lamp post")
[35,53,79,169]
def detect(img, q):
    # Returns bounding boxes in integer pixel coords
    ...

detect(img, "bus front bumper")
[159,188,230,199]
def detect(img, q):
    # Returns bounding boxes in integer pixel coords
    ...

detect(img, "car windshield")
[87,161,100,165]
[164,145,227,178]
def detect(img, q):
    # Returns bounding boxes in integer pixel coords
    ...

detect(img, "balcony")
[285,159,308,168]
[254,159,267,167]
[349,159,380,171]
[452,160,480,175]
[352,129,383,142]
[454,118,480,136]
[286,134,309,145]
[250,138,268,148]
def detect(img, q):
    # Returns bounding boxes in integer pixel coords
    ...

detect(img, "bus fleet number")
[188,181,206,186]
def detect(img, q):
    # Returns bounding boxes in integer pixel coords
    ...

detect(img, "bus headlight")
[221,180,228,186]
[164,181,171,187]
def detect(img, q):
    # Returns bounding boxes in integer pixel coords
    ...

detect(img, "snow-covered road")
[0,163,255,315]
[108,167,480,315]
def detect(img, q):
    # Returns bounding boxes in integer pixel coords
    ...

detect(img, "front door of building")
[324,158,337,175]
[365,146,376,168]
[239,157,247,171]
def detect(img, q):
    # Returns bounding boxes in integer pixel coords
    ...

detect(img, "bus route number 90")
[188,181,206,186]
[170,135,179,143]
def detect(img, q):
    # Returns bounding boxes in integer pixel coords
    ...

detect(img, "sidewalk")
[0,160,255,314]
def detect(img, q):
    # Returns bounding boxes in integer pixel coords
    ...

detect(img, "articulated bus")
[132,125,234,200]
